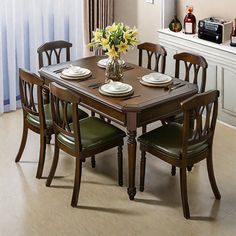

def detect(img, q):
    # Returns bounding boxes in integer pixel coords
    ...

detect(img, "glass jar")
[169,16,182,32]
[105,57,123,81]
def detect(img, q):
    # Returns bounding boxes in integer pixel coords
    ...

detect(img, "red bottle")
[184,6,196,34]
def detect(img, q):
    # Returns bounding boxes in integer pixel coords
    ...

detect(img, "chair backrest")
[174,52,208,93]
[49,82,81,153]
[19,68,45,125]
[37,40,72,69]
[137,42,167,73]
[181,90,219,159]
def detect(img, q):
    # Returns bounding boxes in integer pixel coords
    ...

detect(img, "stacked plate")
[99,81,133,97]
[61,66,91,80]
[140,72,173,87]
[97,58,126,68]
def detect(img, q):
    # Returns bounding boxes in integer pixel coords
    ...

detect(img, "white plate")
[140,78,173,87]
[142,73,172,84]
[100,82,133,94]
[97,58,126,68]
[62,67,91,77]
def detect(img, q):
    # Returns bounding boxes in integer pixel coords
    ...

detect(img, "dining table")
[39,55,198,200]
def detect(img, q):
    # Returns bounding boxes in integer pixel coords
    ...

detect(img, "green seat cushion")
[138,123,208,159]
[57,117,126,151]
[26,104,88,128]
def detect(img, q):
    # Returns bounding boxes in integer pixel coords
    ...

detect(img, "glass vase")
[105,57,123,81]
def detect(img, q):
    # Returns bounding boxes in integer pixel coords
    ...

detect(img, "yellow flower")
[123,31,131,41]
[106,45,118,59]
[101,38,109,49]
[131,27,138,38]
[117,41,128,53]
[106,23,118,33]
[93,30,102,41]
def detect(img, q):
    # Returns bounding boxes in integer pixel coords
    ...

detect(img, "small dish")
[142,73,172,84]
[140,77,173,87]
[62,67,91,77]
[107,82,130,92]
[100,82,133,94]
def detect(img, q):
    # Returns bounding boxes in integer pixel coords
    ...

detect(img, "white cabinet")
[158,28,236,127]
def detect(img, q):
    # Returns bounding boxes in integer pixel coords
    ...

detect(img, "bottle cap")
[186,5,193,13]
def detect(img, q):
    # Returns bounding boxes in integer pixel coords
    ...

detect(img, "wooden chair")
[138,42,167,134]
[138,42,167,73]
[15,68,54,179]
[37,40,89,144]
[15,69,88,179]
[46,82,126,207]
[37,40,72,69]
[37,40,73,142]
[138,90,221,219]
[168,52,208,175]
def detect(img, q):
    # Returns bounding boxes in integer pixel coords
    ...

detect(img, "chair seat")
[138,123,208,159]
[27,104,88,128]
[57,117,126,151]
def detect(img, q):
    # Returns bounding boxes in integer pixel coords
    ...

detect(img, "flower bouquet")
[88,22,139,80]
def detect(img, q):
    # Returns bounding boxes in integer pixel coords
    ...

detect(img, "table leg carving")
[127,130,137,200]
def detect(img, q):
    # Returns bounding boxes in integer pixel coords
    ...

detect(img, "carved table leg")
[127,130,137,200]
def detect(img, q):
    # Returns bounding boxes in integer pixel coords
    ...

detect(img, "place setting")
[98,80,134,97]
[60,65,92,80]
[139,72,173,87]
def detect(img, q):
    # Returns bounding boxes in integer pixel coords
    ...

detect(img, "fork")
[89,79,112,89]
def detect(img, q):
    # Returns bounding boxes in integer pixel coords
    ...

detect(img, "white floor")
[0,109,236,236]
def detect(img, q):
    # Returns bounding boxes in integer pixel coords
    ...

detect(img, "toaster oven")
[198,17,232,44]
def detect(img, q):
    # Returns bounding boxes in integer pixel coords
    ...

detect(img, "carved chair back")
[174,52,208,93]
[181,89,219,160]
[138,42,167,73]
[19,68,45,128]
[37,40,72,69]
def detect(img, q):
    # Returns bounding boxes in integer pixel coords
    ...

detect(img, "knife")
[88,82,103,88]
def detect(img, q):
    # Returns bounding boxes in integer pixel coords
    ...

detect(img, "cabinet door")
[164,46,176,76]
[221,67,236,117]
[205,61,217,91]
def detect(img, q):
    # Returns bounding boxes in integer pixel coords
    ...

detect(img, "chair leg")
[207,150,221,199]
[46,134,52,144]
[36,133,46,179]
[179,168,190,219]
[171,165,176,176]
[46,143,60,187]
[15,124,28,162]
[142,125,146,134]
[187,165,193,172]
[141,124,147,189]
[91,156,96,168]
[71,158,82,207]
[140,151,146,192]
[117,145,123,186]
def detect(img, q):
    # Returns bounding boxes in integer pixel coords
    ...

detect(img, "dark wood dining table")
[39,55,198,200]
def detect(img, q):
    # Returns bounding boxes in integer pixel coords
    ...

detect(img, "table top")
[39,56,197,114]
